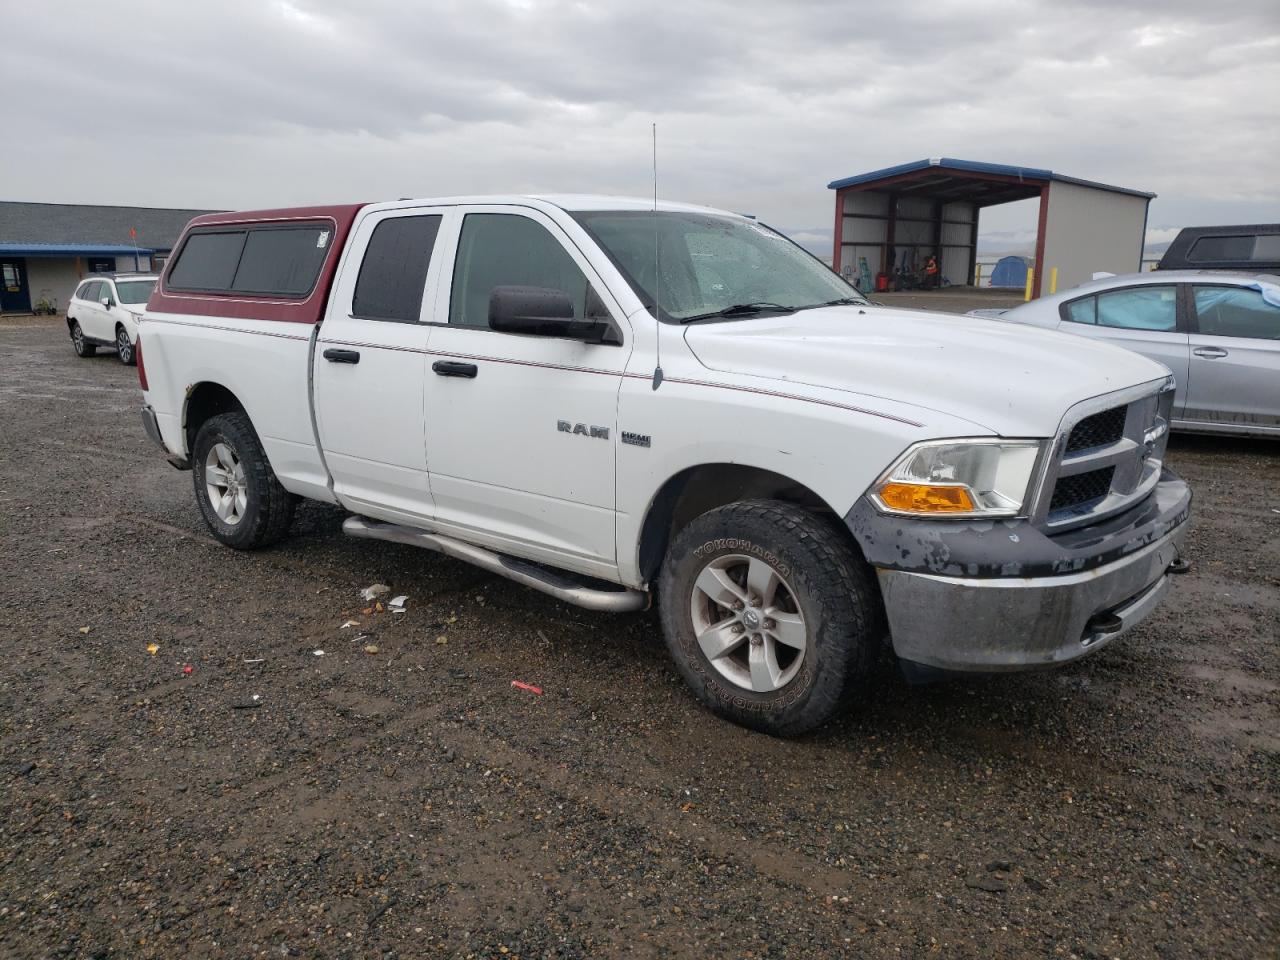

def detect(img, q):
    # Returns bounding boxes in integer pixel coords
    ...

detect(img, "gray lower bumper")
[877,524,1188,673]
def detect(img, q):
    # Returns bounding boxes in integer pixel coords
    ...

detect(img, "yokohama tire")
[658,499,882,736]
[192,411,295,550]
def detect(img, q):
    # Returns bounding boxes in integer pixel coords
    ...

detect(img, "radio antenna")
[651,121,663,391]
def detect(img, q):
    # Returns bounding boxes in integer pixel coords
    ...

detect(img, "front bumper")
[847,469,1191,673]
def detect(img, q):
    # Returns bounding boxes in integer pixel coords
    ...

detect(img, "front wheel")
[115,325,135,365]
[191,411,295,549]
[658,500,882,736]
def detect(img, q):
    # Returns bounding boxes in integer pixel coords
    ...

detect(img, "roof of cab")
[182,196,740,224]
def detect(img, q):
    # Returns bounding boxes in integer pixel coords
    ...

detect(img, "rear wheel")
[115,325,135,365]
[192,411,295,549]
[658,499,881,736]
[70,321,95,357]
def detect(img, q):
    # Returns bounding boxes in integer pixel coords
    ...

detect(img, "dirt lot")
[1,317,1276,959]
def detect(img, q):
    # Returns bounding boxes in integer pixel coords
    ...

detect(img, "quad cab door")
[1183,283,1280,433]
[313,207,449,523]
[422,206,632,578]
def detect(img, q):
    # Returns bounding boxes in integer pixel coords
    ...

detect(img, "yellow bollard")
[975,263,983,287]
[1049,267,1058,294]
[1024,267,1035,302]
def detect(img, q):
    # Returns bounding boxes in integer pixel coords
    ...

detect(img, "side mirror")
[100,296,114,308]
[488,285,619,345]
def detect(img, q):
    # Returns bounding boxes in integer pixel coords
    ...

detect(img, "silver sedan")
[972,271,1280,438]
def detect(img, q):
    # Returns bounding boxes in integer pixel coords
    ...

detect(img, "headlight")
[871,439,1044,518]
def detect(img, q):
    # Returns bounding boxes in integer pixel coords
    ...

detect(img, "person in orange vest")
[923,254,939,290]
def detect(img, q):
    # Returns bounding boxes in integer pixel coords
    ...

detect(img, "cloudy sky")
[4,0,1278,254]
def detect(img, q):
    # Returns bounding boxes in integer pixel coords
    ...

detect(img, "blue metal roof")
[0,243,156,256]
[827,158,1155,199]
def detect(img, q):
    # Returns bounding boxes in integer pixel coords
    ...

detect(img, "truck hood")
[682,306,1170,437]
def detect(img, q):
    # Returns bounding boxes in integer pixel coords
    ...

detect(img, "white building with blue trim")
[0,201,216,314]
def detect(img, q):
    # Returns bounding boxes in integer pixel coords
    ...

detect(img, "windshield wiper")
[679,301,797,324]
[794,297,866,311]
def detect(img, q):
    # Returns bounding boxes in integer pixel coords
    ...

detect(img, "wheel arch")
[636,463,855,584]
[183,382,247,456]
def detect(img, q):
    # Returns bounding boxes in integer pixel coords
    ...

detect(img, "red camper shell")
[149,204,366,324]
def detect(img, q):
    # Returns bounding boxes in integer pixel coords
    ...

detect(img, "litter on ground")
[511,680,543,695]
[146,643,160,656]
[361,583,391,601]
[389,596,408,614]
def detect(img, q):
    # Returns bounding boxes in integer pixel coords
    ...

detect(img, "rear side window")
[352,215,442,322]
[1192,286,1280,340]
[1253,235,1280,260]
[1096,286,1177,331]
[168,232,246,291]
[77,281,99,301]
[1063,296,1096,325]
[1188,235,1254,262]
[232,227,331,295]
[167,223,333,297]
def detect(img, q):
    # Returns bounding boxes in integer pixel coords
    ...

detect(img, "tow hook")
[1167,556,1192,575]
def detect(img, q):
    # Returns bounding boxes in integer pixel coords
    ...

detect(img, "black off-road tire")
[658,499,882,736]
[192,411,295,550]
[70,320,95,357]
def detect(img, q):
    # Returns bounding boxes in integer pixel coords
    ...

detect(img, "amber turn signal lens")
[878,482,975,513]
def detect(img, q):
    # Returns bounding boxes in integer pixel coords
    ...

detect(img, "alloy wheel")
[689,553,808,692]
[204,442,248,526]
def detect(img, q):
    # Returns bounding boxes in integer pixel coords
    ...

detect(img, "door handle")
[432,360,478,378]
[1193,347,1228,359]
[323,348,360,364]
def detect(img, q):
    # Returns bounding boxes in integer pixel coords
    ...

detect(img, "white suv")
[67,274,156,364]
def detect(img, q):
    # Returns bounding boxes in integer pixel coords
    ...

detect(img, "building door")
[0,259,31,314]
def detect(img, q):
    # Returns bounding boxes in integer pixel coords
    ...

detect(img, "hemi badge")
[621,431,651,448]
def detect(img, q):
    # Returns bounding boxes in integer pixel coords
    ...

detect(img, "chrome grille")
[1035,379,1175,531]
[1049,466,1115,511]
[1065,406,1127,453]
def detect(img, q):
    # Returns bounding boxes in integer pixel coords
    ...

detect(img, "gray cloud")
[4,0,1277,250]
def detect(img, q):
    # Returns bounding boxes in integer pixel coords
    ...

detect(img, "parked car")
[137,197,1191,735]
[1156,224,1280,273]
[67,274,157,364]
[970,272,1279,438]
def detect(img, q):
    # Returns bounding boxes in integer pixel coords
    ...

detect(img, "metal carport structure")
[828,158,1155,298]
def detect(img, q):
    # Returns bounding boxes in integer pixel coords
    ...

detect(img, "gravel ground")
[0,318,1276,959]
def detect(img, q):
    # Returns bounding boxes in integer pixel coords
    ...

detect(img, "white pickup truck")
[138,196,1191,734]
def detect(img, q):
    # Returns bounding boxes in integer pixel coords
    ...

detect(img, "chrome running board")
[342,516,648,613]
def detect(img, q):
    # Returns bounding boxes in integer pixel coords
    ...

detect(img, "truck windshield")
[572,211,864,323]
[115,280,156,305]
